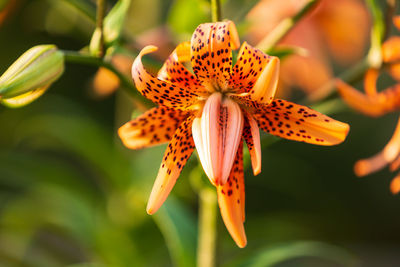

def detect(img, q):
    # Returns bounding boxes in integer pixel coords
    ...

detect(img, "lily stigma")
[119,21,350,247]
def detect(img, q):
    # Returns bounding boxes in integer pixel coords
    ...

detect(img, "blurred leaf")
[59,0,96,22]
[224,241,358,267]
[167,0,209,36]
[153,197,197,267]
[104,0,131,45]
[0,0,10,11]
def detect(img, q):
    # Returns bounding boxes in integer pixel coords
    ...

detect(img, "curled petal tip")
[390,176,400,194]
[354,160,369,177]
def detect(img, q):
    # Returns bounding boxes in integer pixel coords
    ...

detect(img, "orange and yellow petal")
[229,42,279,106]
[118,106,189,149]
[382,36,400,63]
[363,68,379,97]
[132,46,199,110]
[243,112,261,175]
[253,99,349,146]
[337,79,400,117]
[217,141,247,248]
[355,117,400,177]
[158,42,207,95]
[190,21,240,91]
[146,116,195,214]
[390,175,400,194]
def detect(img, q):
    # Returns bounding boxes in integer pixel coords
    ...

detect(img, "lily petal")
[146,116,195,214]
[231,42,280,106]
[118,106,189,149]
[254,99,349,146]
[190,21,240,91]
[337,79,400,117]
[390,175,400,194]
[363,68,378,96]
[217,141,247,248]
[355,117,400,177]
[158,42,207,95]
[132,45,199,110]
[243,112,262,175]
[192,93,244,185]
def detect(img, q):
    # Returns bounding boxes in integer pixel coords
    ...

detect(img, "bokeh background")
[0,0,400,266]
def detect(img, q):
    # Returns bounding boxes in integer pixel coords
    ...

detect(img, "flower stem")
[256,0,319,52]
[197,186,217,267]
[62,50,151,107]
[96,0,106,58]
[211,0,222,22]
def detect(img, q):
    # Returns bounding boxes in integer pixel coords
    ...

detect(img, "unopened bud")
[0,44,64,107]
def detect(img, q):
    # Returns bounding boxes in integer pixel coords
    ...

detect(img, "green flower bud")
[0,44,64,107]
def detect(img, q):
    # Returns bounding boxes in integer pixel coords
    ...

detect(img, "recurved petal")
[355,117,400,177]
[217,141,247,248]
[382,36,400,63]
[230,42,279,106]
[190,21,240,91]
[243,112,261,175]
[192,93,244,186]
[118,106,189,149]
[132,45,199,110]
[390,175,400,194]
[337,79,400,117]
[146,116,195,214]
[158,42,207,95]
[254,99,349,146]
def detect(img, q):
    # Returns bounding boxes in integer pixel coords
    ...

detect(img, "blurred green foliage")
[0,0,400,266]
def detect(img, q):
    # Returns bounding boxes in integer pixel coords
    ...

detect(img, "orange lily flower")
[337,17,400,194]
[119,21,350,247]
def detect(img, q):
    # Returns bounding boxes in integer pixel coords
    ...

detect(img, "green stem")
[197,186,217,267]
[96,0,106,58]
[256,0,318,52]
[62,50,150,106]
[211,0,222,22]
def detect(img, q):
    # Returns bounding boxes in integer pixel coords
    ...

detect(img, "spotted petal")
[243,112,261,175]
[118,106,189,149]
[146,116,195,214]
[254,99,349,146]
[158,42,207,95]
[190,21,240,91]
[132,45,199,110]
[217,141,246,248]
[229,42,279,100]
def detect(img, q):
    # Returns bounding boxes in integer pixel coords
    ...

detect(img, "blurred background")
[0,0,400,266]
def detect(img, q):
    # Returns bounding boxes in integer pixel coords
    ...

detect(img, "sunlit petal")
[146,116,195,214]
[192,93,244,185]
[132,45,199,110]
[118,106,189,149]
[355,117,400,177]
[217,141,247,248]
[390,175,400,194]
[254,99,349,146]
[337,79,400,117]
[158,42,207,95]
[190,21,240,91]
[243,112,261,175]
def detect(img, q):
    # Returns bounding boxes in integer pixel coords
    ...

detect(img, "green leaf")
[59,0,96,22]
[153,197,197,267]
[224,241,358,267]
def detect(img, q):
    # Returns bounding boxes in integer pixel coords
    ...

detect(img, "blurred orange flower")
[337,17,400,194]
[119,21,349,247]
[247,0,370,95]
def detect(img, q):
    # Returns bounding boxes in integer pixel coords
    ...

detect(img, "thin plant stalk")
[96,0,106,58]
[211,0,222,22]
[256,0,319,52]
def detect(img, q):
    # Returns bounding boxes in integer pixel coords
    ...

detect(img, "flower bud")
[0,44,64,107]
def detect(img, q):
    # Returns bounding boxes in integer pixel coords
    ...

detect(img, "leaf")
[152,197,197,267]
[224,241,358,267]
